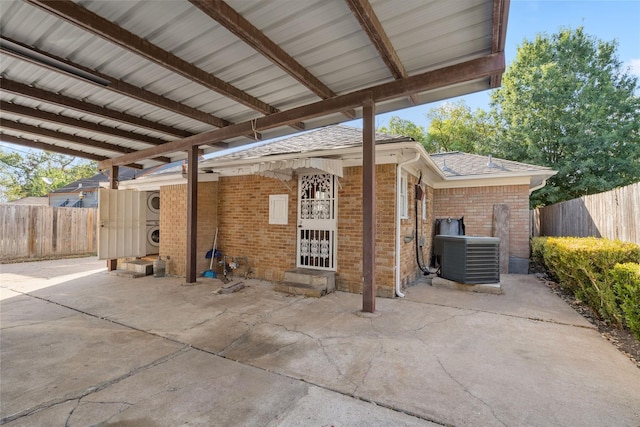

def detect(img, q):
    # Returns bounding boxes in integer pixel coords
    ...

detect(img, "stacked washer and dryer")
[146,191,160,255]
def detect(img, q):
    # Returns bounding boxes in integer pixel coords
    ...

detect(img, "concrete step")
[120,259,154,276]
[110,269,146,279]
[274,281,328,298]
[277,269,336,297]
[283,268,335,289]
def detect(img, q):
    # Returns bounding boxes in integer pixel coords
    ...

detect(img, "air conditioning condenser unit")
[434,235,500,284]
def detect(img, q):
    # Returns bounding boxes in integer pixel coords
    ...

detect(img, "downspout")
[529,178,548,194]
[395,153,422,297]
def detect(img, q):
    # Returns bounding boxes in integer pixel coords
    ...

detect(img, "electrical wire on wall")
[415,172,429,275]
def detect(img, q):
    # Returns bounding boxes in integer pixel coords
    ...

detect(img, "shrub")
[530,236,548,267]
[611,263,640,340]
[531,237,640,325]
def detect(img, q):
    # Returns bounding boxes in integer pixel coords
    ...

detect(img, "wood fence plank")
[0,204,97,261]
[531,182,639,245]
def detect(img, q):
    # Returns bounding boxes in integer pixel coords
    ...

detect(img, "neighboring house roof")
[50,165,159,195]
[6,197,49,205]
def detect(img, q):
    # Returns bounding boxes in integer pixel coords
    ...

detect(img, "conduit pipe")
[395,152,422,297]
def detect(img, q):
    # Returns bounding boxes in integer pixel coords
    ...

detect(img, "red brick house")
[114,125,555,297]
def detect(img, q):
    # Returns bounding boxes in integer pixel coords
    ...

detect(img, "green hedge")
[531,237,640,333]
[611,263,640,340]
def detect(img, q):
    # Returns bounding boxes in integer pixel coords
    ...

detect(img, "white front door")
[297,174,337,270]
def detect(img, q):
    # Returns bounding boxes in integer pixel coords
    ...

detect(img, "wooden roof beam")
[0,36,260,141]
[26,0,305,131]
[0,101,172,147]
[189,0,356,120]
[490,0,510,88]
[0,119,171,163]
[0,78,192,139]
[345,0,418,105]
[0,101,229,150]
[98,53,505,169]
[1,36,228,129]
[0,133,144,169]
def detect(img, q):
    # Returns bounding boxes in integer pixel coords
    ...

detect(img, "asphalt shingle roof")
[50,165,166,193]
[208,125,413,162]
[430,152,553,177]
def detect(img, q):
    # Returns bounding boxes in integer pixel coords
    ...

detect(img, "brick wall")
[158,171,527,294]
[432,184,531,261]
[217,174,298,282]
[337,164,397,297]
[398,174,433,290]
[160,182,218,276]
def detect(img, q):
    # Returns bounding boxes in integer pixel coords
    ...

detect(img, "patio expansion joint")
[405,298,597,330]
[415,310,480,333]
[0,314,76,330]
[0,346,190,425]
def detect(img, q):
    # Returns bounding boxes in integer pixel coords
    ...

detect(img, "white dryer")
[146,223,160,255]
[146,191,160,221]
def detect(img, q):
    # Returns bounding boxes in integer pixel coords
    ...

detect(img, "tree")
[0,149,97,201]
[491,27,640,207]
[378,116,432,150]
[426,100,496,153]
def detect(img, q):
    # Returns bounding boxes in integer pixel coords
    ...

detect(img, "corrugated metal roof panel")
[1,0,506,164]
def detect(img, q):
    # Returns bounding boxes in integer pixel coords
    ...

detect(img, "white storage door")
[98,188,146,260]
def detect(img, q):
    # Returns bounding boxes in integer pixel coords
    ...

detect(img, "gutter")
[395,152,422,298]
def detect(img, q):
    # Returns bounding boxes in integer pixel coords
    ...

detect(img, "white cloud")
[627,58,640,77]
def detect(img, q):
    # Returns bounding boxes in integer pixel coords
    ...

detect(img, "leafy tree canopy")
[378,103,497,154]
[378,116,431,149]
[0,149,97,202]
[491,26,640,206]
[426,100,497,154]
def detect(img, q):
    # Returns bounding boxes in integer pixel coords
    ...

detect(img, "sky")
[1,0,639,155]
[345,0,640,131]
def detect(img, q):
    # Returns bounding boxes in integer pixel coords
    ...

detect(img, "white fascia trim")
[432,170,556,190]
[432,175,530,189]
[199,141,425,173]
[118,173,218,191]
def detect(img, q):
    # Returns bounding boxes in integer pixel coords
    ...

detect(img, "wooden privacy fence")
[0,204,97,262]
[530,182,640,245]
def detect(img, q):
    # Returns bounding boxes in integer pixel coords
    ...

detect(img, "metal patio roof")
[0,0,509,170]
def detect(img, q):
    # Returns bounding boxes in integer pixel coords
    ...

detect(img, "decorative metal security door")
[297,174,337,270]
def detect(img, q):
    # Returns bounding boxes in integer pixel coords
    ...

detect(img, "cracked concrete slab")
[0,295,184,422]
[354,312,640,426]
[266,386,439,427]
[406,274,594,328]
[2,257,640,426]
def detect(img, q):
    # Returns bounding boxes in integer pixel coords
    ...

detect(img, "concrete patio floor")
[1,257,639,426]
